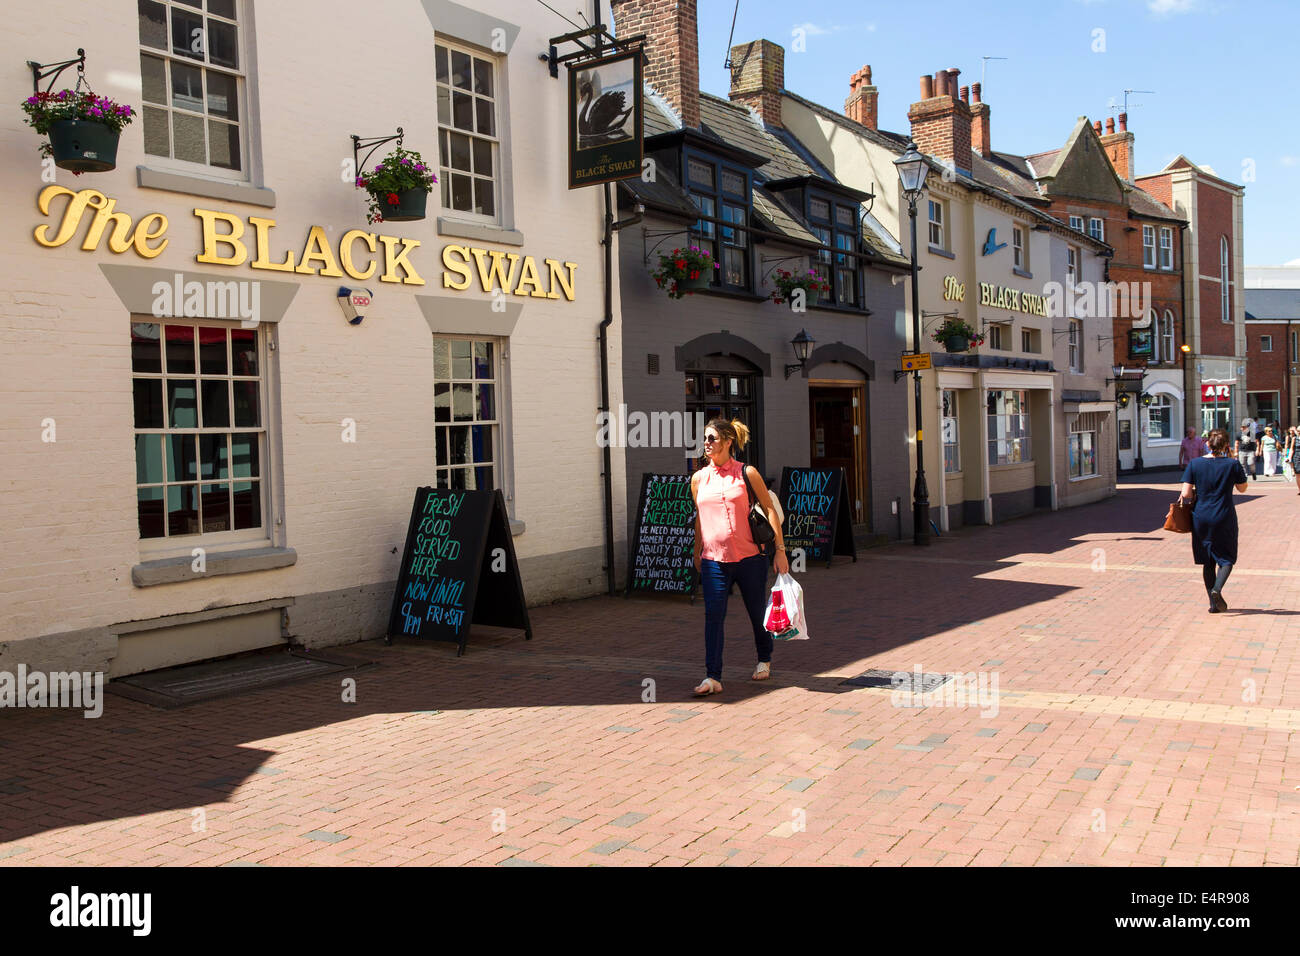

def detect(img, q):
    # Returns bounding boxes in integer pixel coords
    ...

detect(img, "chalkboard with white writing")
[626,473,697,597]
[778,467,857,568]
[386,487,531,655]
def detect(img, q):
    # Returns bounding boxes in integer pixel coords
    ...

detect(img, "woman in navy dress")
[1179,428,1249,612]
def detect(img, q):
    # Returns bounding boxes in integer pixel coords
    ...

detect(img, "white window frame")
[436,39,503,226]
[1147,309,1161,362]
[1012,226,1025,269]
[1161,310,1176,363]
[1067,246,1078,287]
[1159,227,1174,270]
[1260,334,1272,352]
[1068,319,1081,372]
[432,335,506,491]
[133,317,273,560]
[988,323,1008,351]
[1069,215,1084,233]
[1142,225,1156,269]
[1068,429,1098,479]
[1146,394,1173,440]
[137,0,251,180]
[928,199,945,250]
[1088,217,1104,242]
[942,389,960,474]
[987,389,1031,465]
[1220,236,1231,322]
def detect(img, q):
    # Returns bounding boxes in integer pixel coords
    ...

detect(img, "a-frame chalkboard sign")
[778,466,858,568]
[385,487,531,655]
[625,472,698,598]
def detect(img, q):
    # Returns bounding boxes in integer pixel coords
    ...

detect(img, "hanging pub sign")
[1128,328,1154,358]
[568,50,643,189]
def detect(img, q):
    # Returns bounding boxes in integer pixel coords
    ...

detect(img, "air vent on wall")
[647,353,660,375]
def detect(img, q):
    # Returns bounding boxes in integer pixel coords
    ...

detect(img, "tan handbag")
[1164,498,1193,534]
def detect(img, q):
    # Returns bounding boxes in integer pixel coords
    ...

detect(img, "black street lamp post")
[895,143,930,546]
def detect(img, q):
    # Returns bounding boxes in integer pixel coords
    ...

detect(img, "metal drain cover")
[841,669,955,691]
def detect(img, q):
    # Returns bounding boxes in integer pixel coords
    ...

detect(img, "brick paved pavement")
[2,475,1298,866]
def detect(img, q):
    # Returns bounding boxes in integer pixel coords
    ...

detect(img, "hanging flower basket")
[931,318,983,353]
[769,269,830,310]
[650,246,718,299]
[20,89,134,173]
[357,145,436,224]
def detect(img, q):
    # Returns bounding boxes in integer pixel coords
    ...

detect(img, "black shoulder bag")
[742,467,777,551]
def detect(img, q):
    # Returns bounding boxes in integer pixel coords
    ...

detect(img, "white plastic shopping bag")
[765,572,809,641]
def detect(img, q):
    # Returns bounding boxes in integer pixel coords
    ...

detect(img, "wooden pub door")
[809,385,867,525]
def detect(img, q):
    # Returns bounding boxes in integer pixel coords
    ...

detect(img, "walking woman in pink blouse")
[690,419,788,696]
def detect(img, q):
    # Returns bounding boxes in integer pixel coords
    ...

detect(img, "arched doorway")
[804,347,873,525]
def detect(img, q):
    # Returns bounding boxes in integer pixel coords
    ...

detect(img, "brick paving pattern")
[1,475,1298,866]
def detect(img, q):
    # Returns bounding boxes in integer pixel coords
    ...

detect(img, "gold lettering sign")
[942,275,965,302]
[978,281,1046,317]
[32,187,577,298]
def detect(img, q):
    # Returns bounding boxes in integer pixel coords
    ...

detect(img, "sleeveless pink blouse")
[695,458,760,562]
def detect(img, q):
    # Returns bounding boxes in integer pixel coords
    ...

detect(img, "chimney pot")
[1094,120,1103,135]
[971,82,982,103]
[960,85,969,103]
[1106,117,1115,134]
[936,70,950,97]
[845,64,879,130]
[948,68,961,100]
[920,74,934,99]
[611,0,701,129]
[1118,112,1128,132]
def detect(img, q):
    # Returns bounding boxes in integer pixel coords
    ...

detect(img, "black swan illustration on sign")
[577,77,634,148]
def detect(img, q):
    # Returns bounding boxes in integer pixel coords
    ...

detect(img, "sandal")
[752,662,771,681]
[693,677,723,696]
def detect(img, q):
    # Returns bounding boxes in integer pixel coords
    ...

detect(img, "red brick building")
[1136,159,1246,435]
[1023,114,1187,469]
[1243,288,1300,428]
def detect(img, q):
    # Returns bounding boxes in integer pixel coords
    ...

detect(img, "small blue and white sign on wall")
[981,228,1008,256]
[338,287,374,325]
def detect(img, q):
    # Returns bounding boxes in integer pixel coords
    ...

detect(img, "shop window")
[1159,227,1174,270]
[987,389,1031,465]
[686,151,751,293]
[685,368,759,471]
[1068,420,1098,479]
[132,320,267,542]
[436,41,501,222]
[1146,394,1173,439]
[433,337,500,490]
[139,0,247,174]
[942,390,960,473]
[1142,225,1156,269]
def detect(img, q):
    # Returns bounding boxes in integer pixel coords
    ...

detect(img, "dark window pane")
[206,70,238,120]
[449,132,471,171]
[472,138,492,176]
[471,425,493,463]
[208,119,240,169]
[231,432,259,478]
[450,49,471,89]
[475,98,494,136]
[134,378,164,429]
[232,380,260,427]
[198,327,227,373]
[136,434,164,484]
[200,483,231,532]
[452,383,473,422]
[435,46,449,84]
[139,0,167,48]
[449,468,467,490]
[166,434,196,482]
[198,433,228,479]
[474,178,494,217]
[451,174,473,211]
[476,383,494,420]
[231,328,257,375]
[170,60,203,111]
[206,19,238,69]
[208,0,236,18]
[473,341,493,378]
[138,486,165,538]
[436,430,448,466]
[449,426,471,465]
[473,58,492,96]
[201,379,230,427]
[171,7,205,60]
[453,91,473,131]
[166,325,195,373]
[232,480,260,530]
[434,383,450,422]
[167,484,198,536]
[132,322,161,372]
[437,86,450,126]
[143,105,170,156]
[173,111,206,163]
[168,379,197,428]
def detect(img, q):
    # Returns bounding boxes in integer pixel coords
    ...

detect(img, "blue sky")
[691,0,1298,264]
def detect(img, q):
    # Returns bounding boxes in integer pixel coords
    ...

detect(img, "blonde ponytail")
[730,419,749,450]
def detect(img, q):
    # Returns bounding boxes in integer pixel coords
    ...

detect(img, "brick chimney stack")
[970,82,991,157]
[1099,111,1136,180]
[845,65,878,130]
[610,0,700,129]
[728,39,784,128]
[908,69,974,174]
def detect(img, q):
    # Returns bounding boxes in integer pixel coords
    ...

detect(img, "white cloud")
[1281,156,1299,167]
[792,22,830,36]
[1148,0,1197,14]
[1286,258,1300,266]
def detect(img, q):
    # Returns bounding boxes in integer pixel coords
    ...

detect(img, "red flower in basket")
[386,192,399,205]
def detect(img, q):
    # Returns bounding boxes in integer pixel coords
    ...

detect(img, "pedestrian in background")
[1261,426,1279,478]
[1180,428,1249,613]
[1234,422,1257,481]
[1287,426,1300,494]
[690,418,788,696]
[1179,427,1207,469]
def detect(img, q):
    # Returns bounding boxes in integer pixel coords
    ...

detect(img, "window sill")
[693,287,768,302]
[989,461,1035,470]
[1069,473,1102,482]
[136,165,276,207]
[132,546,297,587]
[1012,268,1033,279]
[438,217,525,247]
[928,246,956,260]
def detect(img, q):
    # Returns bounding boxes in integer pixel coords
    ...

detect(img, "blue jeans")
[700,553,772,681]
